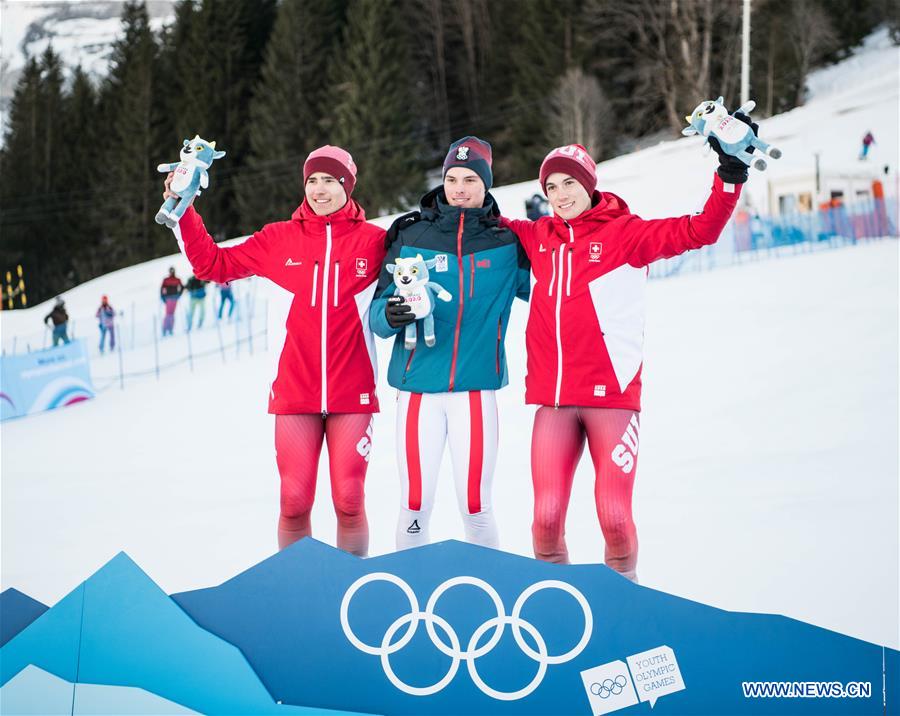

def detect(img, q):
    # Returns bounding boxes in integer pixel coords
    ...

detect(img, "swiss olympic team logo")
[340,573,593,701]
[456,146,470,161]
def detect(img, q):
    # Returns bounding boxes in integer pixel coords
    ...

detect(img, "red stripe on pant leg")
[467,391,484,514]
[406,393,423,510]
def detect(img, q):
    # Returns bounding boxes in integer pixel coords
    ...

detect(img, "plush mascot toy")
[155,136,225,228]
[683,98,781,170]
[385,254,452,350]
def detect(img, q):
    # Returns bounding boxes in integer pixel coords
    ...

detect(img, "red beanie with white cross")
[539,144,597,197]
[303,145,357,196]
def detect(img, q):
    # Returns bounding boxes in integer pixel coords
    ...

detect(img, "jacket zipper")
[402,347,416,383]
[495,317,502,375]
[311,262,319,306]
[333,261,340,307]
[566,247,573,296]
[469,254,475,298]
[321,223,332,414]
[553,226,572,407]
[448,213,466,392]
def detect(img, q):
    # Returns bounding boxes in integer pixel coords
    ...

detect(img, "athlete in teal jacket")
[370,136,529,551]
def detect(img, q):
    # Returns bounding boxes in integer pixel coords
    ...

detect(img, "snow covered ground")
[2,239,897,652]
[1,29,898,654]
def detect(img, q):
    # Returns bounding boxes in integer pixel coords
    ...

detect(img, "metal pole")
[153,315,160,381]
[741,0,751,106]
[117,322,125,390]
[247,293,254,356]
[186,323,194,373]
[216,317,226,364]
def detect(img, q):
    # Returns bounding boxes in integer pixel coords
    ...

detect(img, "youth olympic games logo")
[339,573,593,700]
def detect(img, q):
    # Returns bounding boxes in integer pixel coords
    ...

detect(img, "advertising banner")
[0,339,94,421]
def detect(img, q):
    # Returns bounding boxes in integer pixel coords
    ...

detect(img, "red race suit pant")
[274,412,373,556]
[531,406,639,580]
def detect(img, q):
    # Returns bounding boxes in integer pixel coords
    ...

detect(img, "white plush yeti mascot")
[385,254,452,350]
[683,98,781,171]
[155,135,226,228]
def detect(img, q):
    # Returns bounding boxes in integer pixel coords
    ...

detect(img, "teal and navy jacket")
[371,187,530,393]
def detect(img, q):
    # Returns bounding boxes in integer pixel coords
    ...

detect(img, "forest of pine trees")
[0,0,894,303]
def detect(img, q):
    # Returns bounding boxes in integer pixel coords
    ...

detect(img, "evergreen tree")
[0,59,45,297]
[61,68,104,283]
[236,0,346,229]
[330,0,424,214]
[163,0,276,238]
[494,0,574,182]
[95,0,162,268]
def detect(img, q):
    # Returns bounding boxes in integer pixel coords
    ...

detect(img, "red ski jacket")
[177,200,386,415]
[504,173,741,410]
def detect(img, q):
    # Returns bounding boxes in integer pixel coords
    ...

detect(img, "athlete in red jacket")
[503,119,755,580]
[165,146,386,556]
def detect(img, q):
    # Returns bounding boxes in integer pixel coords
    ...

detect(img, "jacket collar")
[547,190,631,240]
[419,186,501,232]
[291,197,367,225]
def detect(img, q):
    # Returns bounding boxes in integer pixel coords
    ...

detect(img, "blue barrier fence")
[650,194,898,279]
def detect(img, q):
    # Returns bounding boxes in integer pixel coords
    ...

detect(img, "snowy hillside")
[0,0,174,137]
[2,28,898,655]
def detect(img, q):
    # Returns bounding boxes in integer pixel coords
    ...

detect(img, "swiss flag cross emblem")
[589,242,602,263]
[355,257,367,275]
[590,243,601,254]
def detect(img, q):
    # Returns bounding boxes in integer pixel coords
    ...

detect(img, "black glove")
[708,111,759,184]
[385,211,421,249]
[385,295,415,328]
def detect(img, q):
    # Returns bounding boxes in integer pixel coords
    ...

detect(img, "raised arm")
[616,173,742,268]
[176,205,271,283]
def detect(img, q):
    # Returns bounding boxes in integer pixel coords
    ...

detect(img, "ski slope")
[2,32,898,652]
[2,240,896,652]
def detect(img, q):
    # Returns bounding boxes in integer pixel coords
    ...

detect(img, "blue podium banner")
[2,540,896,714]
[0,339,94,420]
[172,540,898,715]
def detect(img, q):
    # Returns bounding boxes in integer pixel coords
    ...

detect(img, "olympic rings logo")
[339,572,593,701]
[590,675,628,699]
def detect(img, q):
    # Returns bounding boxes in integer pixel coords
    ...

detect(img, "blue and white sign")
[0,339,94,421]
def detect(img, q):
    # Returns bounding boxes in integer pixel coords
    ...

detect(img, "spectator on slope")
[96,295,116,353]
[44,297,70,347]
[371,137,530,550]
[216,280,235,320]
[501,113,760,581]
[164,146,385,557]
[184,274,209,331]
[160,267,184,337]
[859,131,875,160]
